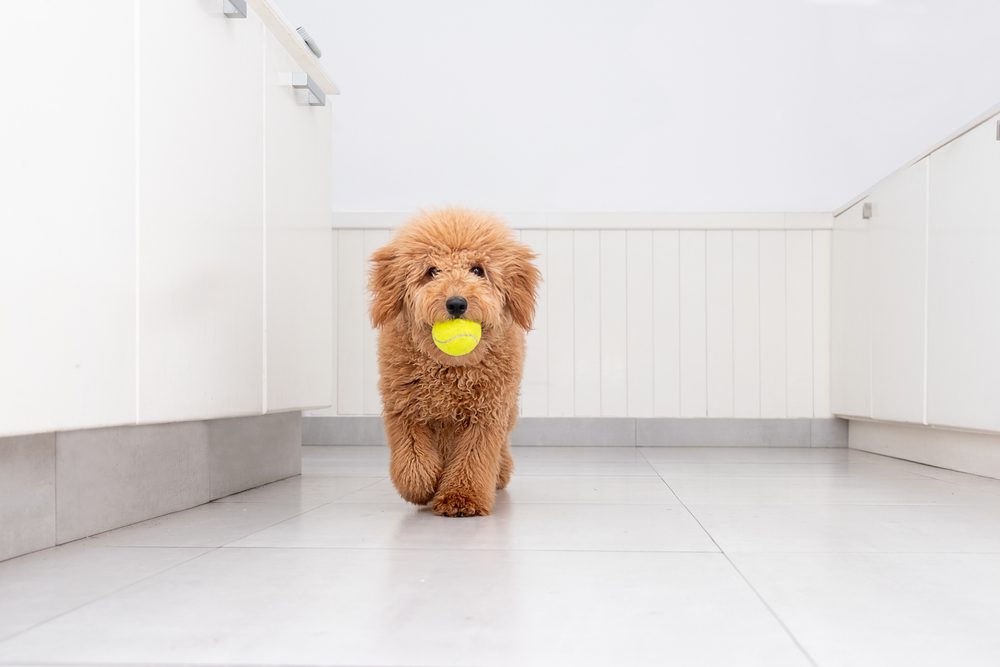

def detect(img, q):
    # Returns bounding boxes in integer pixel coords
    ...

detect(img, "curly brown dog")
[369,208,540,517]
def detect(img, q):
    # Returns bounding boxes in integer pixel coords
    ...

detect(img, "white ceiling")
[277,0,1000,213]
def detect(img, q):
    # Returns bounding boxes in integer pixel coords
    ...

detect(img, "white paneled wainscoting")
[309,213,843,446]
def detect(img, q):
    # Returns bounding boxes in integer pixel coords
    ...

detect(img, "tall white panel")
[759,231,787,418]
[679,231,707,417]
[927,117,1000,432]
[573,232,601,415]
[812,230,832,418]
[304,231,340,418]
[706,232,734,417]
[520,230,548,416]
[331,231,339,417]
[785,231,813,417]
[0,2,136,435]
[600,231,628,415]
[732,232,761,418]
[138,1,265,422]
[868,160,928,424]
[337,230,366,415]
[264,31,333,412]
[652,231,680,417]
[546,231,575,416]
[831,201,871,418]
[627,231,655,417]
[363,230,391,415]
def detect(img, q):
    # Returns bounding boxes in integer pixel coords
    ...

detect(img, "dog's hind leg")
[496,444,513,490]
[384,413,442,505]
[496,402,518,490]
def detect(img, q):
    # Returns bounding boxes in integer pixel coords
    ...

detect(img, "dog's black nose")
[446,296,468,317]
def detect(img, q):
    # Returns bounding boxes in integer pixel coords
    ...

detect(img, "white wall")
[274,0,999,423]
[279,0,1000,212]
[314,215,831,418]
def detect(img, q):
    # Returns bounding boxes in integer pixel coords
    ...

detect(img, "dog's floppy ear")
[503,243,541,331]
[369,243,405,328]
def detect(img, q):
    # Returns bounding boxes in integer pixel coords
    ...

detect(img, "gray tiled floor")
[2,445,1000,666]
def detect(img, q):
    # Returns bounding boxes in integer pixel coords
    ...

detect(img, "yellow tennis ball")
[432,318,482,356]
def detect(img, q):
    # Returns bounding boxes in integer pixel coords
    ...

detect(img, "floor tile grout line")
[638,448,820,667]
[0,548,212,647]
[680,501,1000,509]
[0,663,403,667]
[215,476,390,549]
[96,544,1000,554]
[0,663,387,667]
[216,546,728,554]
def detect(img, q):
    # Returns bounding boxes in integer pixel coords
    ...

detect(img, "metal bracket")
[223,0,247,18]
[862,202,873,220]
[290,72,326,107]
[296,27,322,58]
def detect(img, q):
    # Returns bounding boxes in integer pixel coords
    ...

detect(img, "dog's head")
[369,208,540,364]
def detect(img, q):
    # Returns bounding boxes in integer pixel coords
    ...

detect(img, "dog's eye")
[426,267,439,278]
[470,265,485,278]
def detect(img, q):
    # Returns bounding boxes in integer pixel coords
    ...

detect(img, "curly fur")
[369,208,540,516]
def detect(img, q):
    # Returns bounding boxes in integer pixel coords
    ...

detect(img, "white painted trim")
[331,211,833,231]
[248,0,339,95]
[834,101,1000,217]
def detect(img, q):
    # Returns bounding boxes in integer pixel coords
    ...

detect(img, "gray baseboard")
[303,416,848,448]
[849,419,1000,480]
[0,412,301,563]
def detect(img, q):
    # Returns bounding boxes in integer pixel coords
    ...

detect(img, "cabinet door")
[868,159,928,424]
[0,2,136,436]
[137,0,265,422]
[264,31,334,411]
[831,200,871,418]
[927,115,1000,432]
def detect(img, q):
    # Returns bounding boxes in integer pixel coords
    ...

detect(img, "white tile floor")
[3,446,1000,666]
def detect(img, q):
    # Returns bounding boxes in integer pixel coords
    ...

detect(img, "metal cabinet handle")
[296,27,322,58]
[291,73,326,106]
[862,202,872,220]
[223,0,247,18]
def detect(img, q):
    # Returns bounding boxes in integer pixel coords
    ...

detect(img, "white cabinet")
[1,1,336,437]
[867,159,928,424]
[831,200,871,418]
[833,113,1000,435]
[136,0,266,423]
[926,116,1000,432]
[0,2,137,435]
[264,31,334,411]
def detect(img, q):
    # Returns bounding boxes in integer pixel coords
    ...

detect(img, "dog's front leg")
[384,413,442,505]
[432,420,503,517]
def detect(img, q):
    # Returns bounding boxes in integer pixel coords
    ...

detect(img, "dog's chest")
[408,362,505,422]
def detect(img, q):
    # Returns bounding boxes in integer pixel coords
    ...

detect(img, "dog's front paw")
[432,490,491,517]
[395,482,436,506]
[390,456,441,506]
